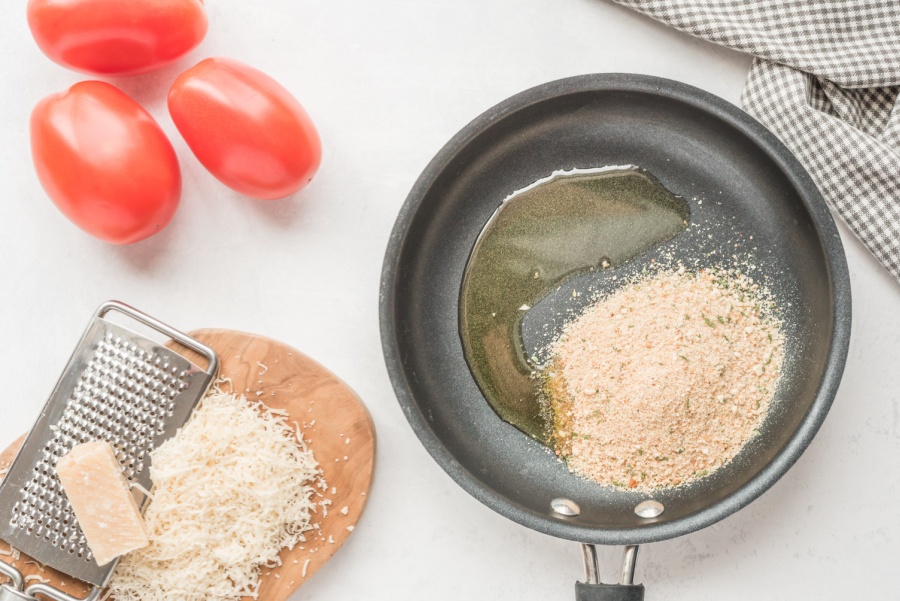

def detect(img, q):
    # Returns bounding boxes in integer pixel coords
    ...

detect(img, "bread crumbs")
[544,267,784,491]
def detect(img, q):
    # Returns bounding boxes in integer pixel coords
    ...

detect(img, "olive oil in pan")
[459,166,690,442]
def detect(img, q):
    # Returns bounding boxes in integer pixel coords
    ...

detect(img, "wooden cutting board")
[0,329,376,600]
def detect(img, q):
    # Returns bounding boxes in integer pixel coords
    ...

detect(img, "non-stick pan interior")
[381,75,850,544]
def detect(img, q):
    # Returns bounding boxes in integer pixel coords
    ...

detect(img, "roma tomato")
[26,0,207,76]
[31,81,181,244]
[168,58,322,200]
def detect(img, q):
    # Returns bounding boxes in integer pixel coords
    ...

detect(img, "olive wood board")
[0,328,376,601]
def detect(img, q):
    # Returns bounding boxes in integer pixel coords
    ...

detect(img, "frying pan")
[379,74,851,599]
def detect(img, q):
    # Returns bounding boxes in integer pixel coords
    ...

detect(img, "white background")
[1,0,898,599]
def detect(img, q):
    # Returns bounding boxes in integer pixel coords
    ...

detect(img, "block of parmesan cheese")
[55,441,149,566]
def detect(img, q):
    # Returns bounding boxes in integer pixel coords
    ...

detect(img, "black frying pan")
[380,74,851,600]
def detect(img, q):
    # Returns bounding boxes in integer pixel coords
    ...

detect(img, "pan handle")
[575,582,644,601]
[575,545,644,601]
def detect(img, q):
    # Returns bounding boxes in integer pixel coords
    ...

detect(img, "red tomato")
[26,0,207,76]
[30,81,181,244]
[168,58,322,200]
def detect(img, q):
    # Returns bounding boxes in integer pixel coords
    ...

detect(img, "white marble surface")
[1,0,898,599]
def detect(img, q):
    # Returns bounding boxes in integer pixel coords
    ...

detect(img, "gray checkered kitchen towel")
[613,0,900,281]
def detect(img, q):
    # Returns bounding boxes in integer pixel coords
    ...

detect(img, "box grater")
[0,301,218,601]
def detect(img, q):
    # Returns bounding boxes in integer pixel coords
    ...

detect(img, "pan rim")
[379,72,852,545]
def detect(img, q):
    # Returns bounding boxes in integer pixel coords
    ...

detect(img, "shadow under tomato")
[241,188,313,229]
[102,55,201,112]
[104,211,181,273]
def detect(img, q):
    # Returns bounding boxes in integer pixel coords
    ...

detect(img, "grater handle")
[0,563,101,601]
[25,584,102,601]
[0,562,24,591]
[96,301,219,376]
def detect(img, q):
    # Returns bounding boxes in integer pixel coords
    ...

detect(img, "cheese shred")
[109,388,324,601]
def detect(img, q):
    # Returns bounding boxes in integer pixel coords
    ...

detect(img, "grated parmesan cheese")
[24,560,45,572]
[109,388,324,601]
[129,481,154,501]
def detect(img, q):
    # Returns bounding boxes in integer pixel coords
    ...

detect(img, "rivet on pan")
[634,500,664,518]
[551,498,580,516]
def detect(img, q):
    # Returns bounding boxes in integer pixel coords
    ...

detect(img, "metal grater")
[0,301,218,600]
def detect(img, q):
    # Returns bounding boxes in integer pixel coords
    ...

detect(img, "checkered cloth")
[614,0,900,280]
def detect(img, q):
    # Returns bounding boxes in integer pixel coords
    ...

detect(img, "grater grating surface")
[0,302,218,589]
